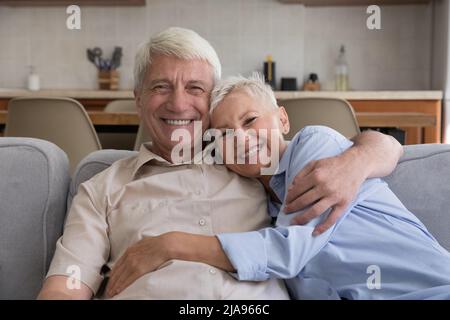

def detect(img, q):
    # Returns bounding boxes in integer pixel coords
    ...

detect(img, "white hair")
[210,73,278,114]
[134,27,222,91]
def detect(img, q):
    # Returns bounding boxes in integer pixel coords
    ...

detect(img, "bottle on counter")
[335,45,349,91]
[27,66,40,91]
[263,55,276,90]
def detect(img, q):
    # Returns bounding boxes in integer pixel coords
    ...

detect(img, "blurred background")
[0,0,435,90]
[0,0,448,153]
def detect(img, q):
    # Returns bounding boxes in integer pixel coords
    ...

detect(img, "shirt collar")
[269,140,294,201]
[132,142,213,178]
[273,140,293,176]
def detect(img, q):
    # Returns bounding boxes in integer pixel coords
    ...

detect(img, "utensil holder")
[98,70,119,90]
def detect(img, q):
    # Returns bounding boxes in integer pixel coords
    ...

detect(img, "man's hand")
[284,152,367,236]
[284,130,403,236]
[106,234,173,297]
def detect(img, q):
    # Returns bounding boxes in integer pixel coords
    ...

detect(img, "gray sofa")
[0,138,449,299]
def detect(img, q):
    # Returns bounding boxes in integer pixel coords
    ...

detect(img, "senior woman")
[137,74,450,300]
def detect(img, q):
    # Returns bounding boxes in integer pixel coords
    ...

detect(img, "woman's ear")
[278,106,290,135]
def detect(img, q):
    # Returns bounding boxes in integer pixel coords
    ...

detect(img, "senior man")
[38,27,402,299]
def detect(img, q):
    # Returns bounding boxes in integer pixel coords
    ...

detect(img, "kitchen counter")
[276,90,443,100]
[0,89,443,144]
[0,89,443,100]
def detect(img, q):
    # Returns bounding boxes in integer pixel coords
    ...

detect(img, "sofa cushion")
[0,138,69,299]
[385,144,450,251]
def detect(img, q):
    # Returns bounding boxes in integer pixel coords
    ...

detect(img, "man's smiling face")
[136,54,214,160]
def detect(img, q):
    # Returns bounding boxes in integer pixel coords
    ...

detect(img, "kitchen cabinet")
[278,0,430,5]
[0,0,145,6]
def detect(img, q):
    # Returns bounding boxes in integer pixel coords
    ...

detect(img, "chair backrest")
[101,100,138,150]
[134,122,151,151]
[104,99,137,113]
[0,138,70,299]
[5,97,101,174]
[103,100,150,151]
[279,97,360,140]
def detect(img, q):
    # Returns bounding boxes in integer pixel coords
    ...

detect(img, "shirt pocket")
[107,199,172,258]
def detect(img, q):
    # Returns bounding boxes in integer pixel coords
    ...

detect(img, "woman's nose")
[232,129,254,148]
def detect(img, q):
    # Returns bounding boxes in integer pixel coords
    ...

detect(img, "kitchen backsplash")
[0,0,432,90]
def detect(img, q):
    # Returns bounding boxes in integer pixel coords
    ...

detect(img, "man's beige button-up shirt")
[47,144,289,299]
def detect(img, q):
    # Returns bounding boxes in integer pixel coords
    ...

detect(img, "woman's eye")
[244,117,257,126]
[220,129,233,138]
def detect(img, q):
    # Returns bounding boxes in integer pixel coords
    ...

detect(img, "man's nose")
[166,88,190,113]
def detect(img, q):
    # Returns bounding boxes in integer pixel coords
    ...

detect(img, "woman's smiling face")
[210,89,289,178]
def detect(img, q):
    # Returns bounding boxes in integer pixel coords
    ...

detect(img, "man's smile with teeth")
[163,119,194,125]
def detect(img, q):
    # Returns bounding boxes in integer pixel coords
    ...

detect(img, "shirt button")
[195,190,202,196]
[199,218,206,226]
[209,268,216,275]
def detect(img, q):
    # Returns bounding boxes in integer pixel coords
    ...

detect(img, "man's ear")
[278,106,290,135]
[134,89,143,118]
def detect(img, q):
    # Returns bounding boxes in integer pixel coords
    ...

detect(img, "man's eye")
[188,86,204,94]
[152,85,170,92]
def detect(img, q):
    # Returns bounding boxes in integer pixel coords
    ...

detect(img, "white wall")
[0,0,432,91]
[431,0,448,91]
[430,0,450,143]
[305,5,432,90]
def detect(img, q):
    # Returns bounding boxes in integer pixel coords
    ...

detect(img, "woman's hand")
[105,231,233,297]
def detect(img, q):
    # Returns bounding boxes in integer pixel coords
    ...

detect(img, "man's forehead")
[147,54,214,80]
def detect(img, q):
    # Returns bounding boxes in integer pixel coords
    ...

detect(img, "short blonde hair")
[210,73,278,114]
[134,27,222,91]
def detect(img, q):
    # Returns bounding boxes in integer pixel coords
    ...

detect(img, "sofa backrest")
[385,144,450,251]
[0,138,70,299]
[70,144,450,252]
[67,149,136,211]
